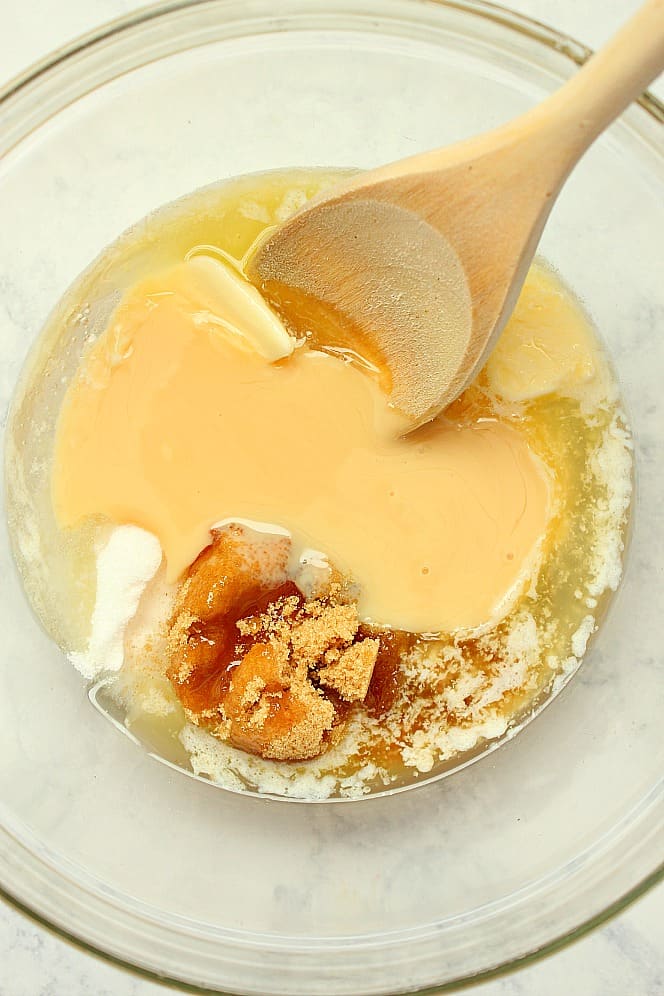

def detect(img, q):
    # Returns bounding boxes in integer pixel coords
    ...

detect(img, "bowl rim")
[0,1,662,993]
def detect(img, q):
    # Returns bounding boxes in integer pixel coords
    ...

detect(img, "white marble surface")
[0,1,662,994]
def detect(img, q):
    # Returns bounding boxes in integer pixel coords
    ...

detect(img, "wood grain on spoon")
[247,0,664,427]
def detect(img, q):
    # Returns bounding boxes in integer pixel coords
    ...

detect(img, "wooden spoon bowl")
[248,0,664,428]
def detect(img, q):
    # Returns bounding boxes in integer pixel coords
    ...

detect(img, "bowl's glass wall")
[0,2,662,993]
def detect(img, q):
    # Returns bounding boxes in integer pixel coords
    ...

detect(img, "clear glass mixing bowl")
[0,1,662,993]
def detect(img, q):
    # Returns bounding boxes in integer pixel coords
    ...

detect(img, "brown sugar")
[289,603,359,667]
[317,638,380,701]
[219,642,337,761]
[165,526,393,761]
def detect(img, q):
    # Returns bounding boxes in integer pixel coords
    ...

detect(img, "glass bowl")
[1,1,662,992]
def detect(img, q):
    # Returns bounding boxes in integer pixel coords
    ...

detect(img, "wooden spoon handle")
[535,0,664,162]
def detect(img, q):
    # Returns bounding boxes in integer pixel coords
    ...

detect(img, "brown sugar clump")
[318,639,380,701]
[223,642,335,760]
[289,603,359,667]
[221,643,337,761]
[166,526,387,762]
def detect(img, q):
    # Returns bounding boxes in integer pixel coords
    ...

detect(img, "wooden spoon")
[247,0,664,427]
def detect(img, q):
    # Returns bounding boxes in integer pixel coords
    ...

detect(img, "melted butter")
[52,258,552,634]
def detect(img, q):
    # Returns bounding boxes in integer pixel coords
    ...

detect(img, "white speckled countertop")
[1,1,662,994]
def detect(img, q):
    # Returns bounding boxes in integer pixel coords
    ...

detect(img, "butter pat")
[486,264,597,401]
[184,255,294,361]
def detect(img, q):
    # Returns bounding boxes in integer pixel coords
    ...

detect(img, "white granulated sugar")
[505,611,539,661]
[181,716,382,800]
[477,612,541,710]
[125,563,176,652]
[401,713,508,773]
[441,671,484,713]
[571,615,596,658]
[475,612,537,709]
[551,655,582,696]
[476,665,529,711]
[339,764,386,799]
[586,414,632,597]
[132,685,175,717]
[70,526,162,680]
[438,715,508,755]
[400,741,435,773]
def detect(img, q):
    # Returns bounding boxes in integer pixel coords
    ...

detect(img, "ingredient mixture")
[6,169,632,799]
[52,255,551,632]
